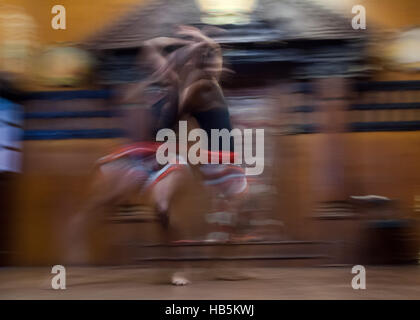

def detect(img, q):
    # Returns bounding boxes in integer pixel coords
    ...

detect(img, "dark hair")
[168,43,216,77]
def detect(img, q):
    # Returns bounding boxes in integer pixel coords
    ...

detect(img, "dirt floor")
[0,266,419,300]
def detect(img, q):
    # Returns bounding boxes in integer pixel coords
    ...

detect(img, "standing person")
[65,28,249,284]
[163,26,251,282]
[63,37,195,270]
[174,26,248,242]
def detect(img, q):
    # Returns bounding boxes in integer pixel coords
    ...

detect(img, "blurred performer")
[173,26,251,281]
[122,28,248,244]
[66,28,248,285]
[143,30,248,282]
[64,37,195,276]
[174,26,248,242]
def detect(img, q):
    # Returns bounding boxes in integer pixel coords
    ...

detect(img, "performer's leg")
[151,165,192,285]
[64,163,148,264]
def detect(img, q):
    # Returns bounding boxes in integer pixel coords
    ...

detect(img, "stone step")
[117,240,335,267]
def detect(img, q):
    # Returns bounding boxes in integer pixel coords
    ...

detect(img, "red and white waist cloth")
[96,142,248,198]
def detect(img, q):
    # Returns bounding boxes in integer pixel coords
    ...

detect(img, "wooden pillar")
[312,77,350,204]
[271,82,308,239]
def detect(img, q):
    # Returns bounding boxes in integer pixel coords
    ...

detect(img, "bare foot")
[171,273,190,286]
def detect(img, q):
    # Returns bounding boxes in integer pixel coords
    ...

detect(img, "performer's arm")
[141,37,193,83]
[176,26,223,79]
